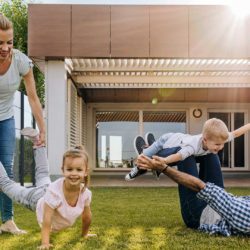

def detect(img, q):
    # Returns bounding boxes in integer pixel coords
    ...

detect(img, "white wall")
[45,61,68,176]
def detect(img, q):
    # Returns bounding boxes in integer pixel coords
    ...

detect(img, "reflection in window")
[101,135,106,161]
[96,111,139,168]
[96,111,186,169]
[143,111,186,139]
[110,136,122,164]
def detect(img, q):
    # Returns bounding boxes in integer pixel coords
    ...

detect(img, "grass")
[1,187,250,250]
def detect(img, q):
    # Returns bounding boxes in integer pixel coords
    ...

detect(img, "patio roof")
[65,58,250,88]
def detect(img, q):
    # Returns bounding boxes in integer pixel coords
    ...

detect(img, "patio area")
[90,171,250,188]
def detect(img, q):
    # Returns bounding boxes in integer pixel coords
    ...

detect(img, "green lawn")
[1,187,250,250]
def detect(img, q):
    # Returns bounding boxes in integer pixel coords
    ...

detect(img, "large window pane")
[234,113,244,167]
[143,111,186,139]
[96,111,139,168]
[209,112,245,168]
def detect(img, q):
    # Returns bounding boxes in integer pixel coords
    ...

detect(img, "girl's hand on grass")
[37,243,53,249]
[83,233,97,239]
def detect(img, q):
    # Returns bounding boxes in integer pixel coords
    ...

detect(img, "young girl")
[0,128,96,249]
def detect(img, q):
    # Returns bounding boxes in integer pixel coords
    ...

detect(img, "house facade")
[28,4,250,178]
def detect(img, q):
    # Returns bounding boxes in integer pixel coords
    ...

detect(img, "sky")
[37,0,236,5]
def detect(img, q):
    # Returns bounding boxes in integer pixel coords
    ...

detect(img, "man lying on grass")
[138,154,250,236]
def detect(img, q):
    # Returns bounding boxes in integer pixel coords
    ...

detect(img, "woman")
[0,13,45,234]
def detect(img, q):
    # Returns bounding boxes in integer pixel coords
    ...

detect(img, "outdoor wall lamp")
[192,109,202,118]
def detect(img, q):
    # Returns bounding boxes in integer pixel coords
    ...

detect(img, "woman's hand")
[37,131,46,146]
[37,243,53,250]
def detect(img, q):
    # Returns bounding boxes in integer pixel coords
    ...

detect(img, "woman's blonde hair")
[202,118,229,141]
[0,13,13,30]
[62,145,90,186]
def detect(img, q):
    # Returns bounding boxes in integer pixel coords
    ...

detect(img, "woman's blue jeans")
[0,117,15,222]
[156,147,224,229]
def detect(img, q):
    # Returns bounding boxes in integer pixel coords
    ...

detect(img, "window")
[96,110,186,169]
[209,112,246,169]
[143,111,186,138]
[96,111,139,168]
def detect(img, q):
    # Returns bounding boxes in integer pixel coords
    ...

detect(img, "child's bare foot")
[21,127,42,148]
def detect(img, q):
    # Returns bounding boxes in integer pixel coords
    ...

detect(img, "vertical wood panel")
[28,4,249,59]
[189,6,248,58]
[71,5,110,57]
[111,6,149,57]
[150,6,188,57]
[28,4,71,57]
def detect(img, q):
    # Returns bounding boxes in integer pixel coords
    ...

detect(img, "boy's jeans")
[0,117,15,222]
[155,147,224,229]
[0,147,51,211]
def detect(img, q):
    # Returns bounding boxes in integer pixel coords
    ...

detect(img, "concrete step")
[90,172,250,188]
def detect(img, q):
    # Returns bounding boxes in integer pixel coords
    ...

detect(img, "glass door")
[209,112,246,169]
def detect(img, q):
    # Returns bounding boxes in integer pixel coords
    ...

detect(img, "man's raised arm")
[138,155,205,192]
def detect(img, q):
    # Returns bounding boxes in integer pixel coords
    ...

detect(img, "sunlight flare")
[228,0,250,18]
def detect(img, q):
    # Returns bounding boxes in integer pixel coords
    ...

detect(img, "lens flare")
[228,0,250,18]
[152,97,158,105]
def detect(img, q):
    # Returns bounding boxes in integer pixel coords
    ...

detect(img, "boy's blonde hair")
[62,145,89,186]
[202,118,229,141]
[0,13,12,30]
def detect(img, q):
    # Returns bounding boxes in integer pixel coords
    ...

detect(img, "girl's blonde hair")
[0,13,13,30]
[202,118,229,141]
[62,145,90,186]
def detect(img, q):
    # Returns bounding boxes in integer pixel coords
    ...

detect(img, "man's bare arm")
[138,155,205,192]
[161,163,205,192]
[232,123,250,138]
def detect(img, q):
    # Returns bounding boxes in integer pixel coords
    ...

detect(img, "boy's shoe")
[145,132,155,146]
[134,136,146,155]
[125,165,147,181]
[21,127,39,144]
[145,133,160,179]
[152,170,161,180]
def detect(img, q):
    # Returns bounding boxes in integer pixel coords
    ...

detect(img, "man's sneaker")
[145,132,156,146]
[134,136,146,155]
[21,127,39,144]
[152,170,161,180]
[125,165,147,181]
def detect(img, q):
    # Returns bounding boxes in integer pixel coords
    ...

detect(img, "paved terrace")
[90,171,250,188]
